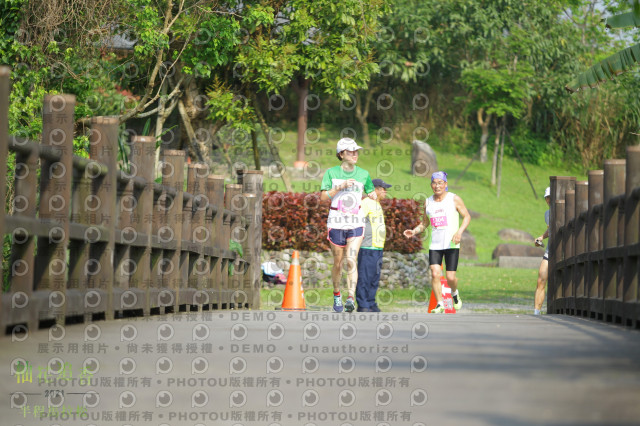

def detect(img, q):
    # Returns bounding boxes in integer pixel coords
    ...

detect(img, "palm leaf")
[605,11,640,29]
[565,43,640,93]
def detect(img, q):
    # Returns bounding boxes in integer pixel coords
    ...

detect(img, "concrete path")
[2,312,640,426]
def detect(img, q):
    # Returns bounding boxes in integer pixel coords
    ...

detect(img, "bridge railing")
[548,146,640,328]
[0,66,263,332]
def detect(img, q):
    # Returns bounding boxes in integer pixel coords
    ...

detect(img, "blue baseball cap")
[372,178,392,189]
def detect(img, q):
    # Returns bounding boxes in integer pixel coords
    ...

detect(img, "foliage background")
[262,191,423,253]
[1,0,638,173]
[1,0,638,264]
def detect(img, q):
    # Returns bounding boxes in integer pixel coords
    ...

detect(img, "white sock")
[452,290,459,297]
[534,309,541,315]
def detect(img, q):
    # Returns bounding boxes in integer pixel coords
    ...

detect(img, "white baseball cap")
[544,187,551,198]
[336,138,363,154]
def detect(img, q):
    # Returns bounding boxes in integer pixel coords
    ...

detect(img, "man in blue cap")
[355,178,392,312]
[403,171,471,313]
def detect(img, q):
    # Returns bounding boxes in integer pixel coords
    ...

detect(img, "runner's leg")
[345,235,364,299]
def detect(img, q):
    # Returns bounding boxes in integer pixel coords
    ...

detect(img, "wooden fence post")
[224,184,243,308]
[553,199,565,311]
[229,191,249,309]
[126,136,155,315]
[34,94,76,325]
[574,180,589,316]
[186,164,209,309]
[241,193,259,309]
[563,190,576,314]
[602,159,625,323]
[623,146,640,328]
[5,70,39,329]
[87,117,119,320]
[548,176,574,314]
[151,161,165,314]
[160,150,185,313]
[68,146,93,323]
[114,154,136,313]
[237,170,263,309]
[206,175,225,308]
[8,142,39,329]
[586,170,604,319]
[180,164,194,310]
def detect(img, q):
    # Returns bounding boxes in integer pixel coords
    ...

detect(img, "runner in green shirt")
[320,138,376,312]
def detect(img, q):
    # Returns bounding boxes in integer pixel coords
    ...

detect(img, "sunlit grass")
[260,266,540,313]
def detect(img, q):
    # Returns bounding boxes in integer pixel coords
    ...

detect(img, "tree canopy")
[1,0,638,172]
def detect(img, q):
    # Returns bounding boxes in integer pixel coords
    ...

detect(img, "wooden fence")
[548,146,640,328]
[0,66,263,332]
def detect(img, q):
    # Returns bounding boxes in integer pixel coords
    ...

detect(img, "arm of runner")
[536,226,550,245]
[320,180,352,201]
[364,174,377,200]
[403,222,425,238]
[452,194,471,244]
[403,200,430,238]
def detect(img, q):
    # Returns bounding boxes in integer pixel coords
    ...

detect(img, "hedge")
[262,191,423,253]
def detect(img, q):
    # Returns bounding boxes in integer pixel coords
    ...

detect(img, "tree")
[1,0,244,165]
[460,58,533,184]
[0,0,130,140]
[112,0,242,164]
[353,0,433,146]
[565,1,640,92]
[240,0,386,167]
[425,0,529,163]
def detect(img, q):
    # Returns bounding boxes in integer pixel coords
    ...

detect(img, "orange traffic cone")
[428,270,456,314]
[281,250,306,311]
[441,280,456,313]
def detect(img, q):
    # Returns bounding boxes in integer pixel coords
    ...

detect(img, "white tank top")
[425,192,460,250]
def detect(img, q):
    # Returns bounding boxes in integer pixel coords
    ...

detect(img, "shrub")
[262,191,423,253]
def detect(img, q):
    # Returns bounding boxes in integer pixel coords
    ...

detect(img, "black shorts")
[327,227,364,247]
[429,249,460,271]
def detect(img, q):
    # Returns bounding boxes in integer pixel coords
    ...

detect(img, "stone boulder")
[468,210,482,219]
[461,230,477,260]
[492,244,544,259]
[498,228,534,243]
[412,140,438,177]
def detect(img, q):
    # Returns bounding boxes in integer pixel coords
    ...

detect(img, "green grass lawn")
[261,125,585,263]
[261,266,540,314]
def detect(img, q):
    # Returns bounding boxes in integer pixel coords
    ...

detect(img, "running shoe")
[345,297,355,313]
[430,304,445,314]
[333,295,344,313]
[453,294,462,310]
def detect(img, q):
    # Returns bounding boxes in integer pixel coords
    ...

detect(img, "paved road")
[2,312,640,426]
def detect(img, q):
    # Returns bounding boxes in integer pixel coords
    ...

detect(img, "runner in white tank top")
[403,171,471,313]
[425,192,461,250]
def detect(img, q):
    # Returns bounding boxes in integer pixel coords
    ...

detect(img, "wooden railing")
[0,66,263,332]
[548,146,640,328]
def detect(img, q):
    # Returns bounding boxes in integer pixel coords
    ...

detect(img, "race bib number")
[337,196,359,214]
[430,216,447,228]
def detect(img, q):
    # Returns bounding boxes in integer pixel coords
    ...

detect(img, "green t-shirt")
[321,165,374,230]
